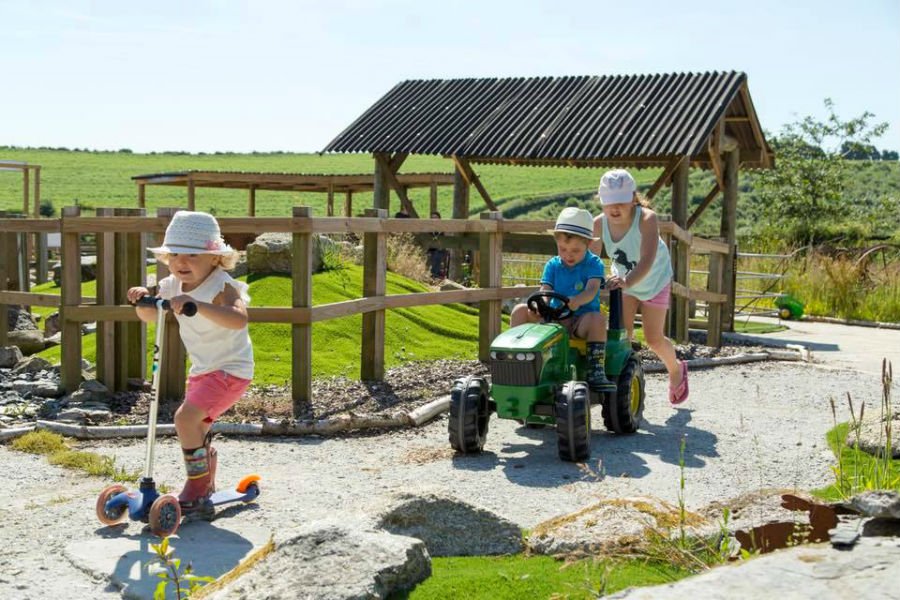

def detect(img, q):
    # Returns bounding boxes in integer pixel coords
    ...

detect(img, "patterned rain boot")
[178,446,215,519]
[586,341,616,392]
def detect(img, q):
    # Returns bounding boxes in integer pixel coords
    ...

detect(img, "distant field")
[0,148,659,218]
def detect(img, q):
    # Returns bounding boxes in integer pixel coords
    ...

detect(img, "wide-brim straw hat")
[148,210,234,255]
[547,206,600,241]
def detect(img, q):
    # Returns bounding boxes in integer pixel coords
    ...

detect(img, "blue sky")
[2,0,898,154]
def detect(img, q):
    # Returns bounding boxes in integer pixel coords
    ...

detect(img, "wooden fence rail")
[0,208,732,417]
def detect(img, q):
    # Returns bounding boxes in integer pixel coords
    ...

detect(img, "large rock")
[206,520,430,600]
[66,379,111,406]
[7,305,37,330]
[851,490,900,519]
[0,346,24,368]
[6,329,46,355]
[11,355,53,375]
[52,255,97,285]
[370,491,522,557]
[246,232,337,275]
[856,411,900,458]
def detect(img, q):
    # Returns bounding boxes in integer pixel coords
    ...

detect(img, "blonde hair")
[155,251,240,271]
[633,191,651,208]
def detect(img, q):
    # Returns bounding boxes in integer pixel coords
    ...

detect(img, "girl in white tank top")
[127,211,254,516]
[590,169,689,405]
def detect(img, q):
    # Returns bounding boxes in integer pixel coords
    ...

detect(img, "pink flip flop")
[669,360,689,405]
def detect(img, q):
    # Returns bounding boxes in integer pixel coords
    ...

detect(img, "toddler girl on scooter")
[128,211,253,518]
[590,169,688,405]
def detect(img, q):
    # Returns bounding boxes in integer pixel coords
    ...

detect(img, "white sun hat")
[549,207,599,241]
[597,169,637,205]
[148,211,233,255]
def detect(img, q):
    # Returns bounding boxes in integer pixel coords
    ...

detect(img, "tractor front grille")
[491,355,543,386]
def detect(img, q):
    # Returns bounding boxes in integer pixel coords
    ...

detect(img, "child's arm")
[567,278,601,311]
[618,210,660,289]
[170,283,248,329]
[590,216,604,256]
[127,286,158,323]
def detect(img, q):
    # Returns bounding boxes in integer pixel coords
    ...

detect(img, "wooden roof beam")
[687,182,721,229]
[451,156,498,211]
[374,153,418,217]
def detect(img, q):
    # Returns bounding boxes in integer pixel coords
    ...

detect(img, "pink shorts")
[631,282,671,309]
[185,370,251,423]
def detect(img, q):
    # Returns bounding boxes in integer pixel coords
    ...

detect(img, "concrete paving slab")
[65,521,271,600]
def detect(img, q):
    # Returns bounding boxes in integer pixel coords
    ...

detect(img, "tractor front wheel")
[448,376,491,454]
[556,381,591,462]
[602,356,645,434]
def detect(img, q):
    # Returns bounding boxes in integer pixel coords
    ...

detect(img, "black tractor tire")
[555,381,592,462]
[601,356,645,434]
[448,376,491,454]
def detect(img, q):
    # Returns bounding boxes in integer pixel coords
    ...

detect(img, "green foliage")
[753,99,891,246]
[148,536,215,600]
[9,430,139,482]
[401,554,687,599]
[814,361,900,501]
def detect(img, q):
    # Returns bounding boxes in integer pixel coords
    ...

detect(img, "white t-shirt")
[158,268,254,380]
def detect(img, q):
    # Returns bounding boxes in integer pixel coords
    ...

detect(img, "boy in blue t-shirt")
[509,207,615,392]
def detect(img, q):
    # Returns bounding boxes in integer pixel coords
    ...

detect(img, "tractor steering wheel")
[527,290,573,322]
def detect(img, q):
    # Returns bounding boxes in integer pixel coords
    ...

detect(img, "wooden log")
[361,208,387,380]
[60,206,82,393]
[292,207,313,416]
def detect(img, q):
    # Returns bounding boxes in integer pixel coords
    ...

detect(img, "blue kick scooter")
[95,296,260,537]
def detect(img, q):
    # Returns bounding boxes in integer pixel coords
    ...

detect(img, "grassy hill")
[33,264,505,384]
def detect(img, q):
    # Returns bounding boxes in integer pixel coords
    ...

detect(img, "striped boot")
[178,446,214,518]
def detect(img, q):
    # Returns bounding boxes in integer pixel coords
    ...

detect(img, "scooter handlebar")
[134,295,197,317]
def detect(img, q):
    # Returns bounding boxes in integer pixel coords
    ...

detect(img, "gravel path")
[1,361,893,599]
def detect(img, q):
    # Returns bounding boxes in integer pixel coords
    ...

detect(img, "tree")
[754,98,889,245]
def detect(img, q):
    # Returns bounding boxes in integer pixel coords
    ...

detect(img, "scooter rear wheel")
[149,494,182,537]
[96,484,128,526]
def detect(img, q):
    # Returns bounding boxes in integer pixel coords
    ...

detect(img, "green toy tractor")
[449,287,645,462]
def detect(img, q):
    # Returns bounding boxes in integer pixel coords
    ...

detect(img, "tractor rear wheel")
[448,376,491,454]
[556,381,591,462]
[602,356,645,434]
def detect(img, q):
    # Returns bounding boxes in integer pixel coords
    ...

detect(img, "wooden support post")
[138,183,146,209]
[344,191,353,217]
[23,167,29,215]
[155,208,186,402]
[669,159,690,341]
[706,249,724,348]
[429,182,438,216]
[361,208,387,381]
[95,208,117,388]
[326,184,335,217]
[452,156,498,211]
[721,148,740,331]
[34,166,41,216]
[126,208,146,382]
[374,153,418,217]
[187,177,196,211]
[36,232,48,284]
[449,166,470,282]
[0,213,8,348]
[60,206,82,393]
[292,207,313,416]
[479,212,503,361]
[248,185,257,217]
[373,153,390,211]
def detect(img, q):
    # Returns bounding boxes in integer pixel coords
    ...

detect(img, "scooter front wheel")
[149,494,182,537]
[96,484,128,526]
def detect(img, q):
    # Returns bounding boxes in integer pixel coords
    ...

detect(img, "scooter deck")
[210,474,260,506]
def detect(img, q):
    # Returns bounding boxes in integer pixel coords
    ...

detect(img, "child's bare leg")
[174,401,211,449]
[576,312,607,342]
[510,303,540,327]
[174,401,215,512]
[622,294,640,342]
[640,304,681,386]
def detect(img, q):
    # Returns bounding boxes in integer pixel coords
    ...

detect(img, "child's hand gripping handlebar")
[134,295,198,317]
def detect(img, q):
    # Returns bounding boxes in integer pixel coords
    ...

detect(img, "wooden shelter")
[324,71,773,332]
[0,160,41,216]
[132,170,454,217]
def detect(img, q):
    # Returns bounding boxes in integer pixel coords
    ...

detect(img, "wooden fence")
[0,208,731,418]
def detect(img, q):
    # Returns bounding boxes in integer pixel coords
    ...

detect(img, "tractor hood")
[492,323,564,352]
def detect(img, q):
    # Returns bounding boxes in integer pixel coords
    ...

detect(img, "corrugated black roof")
[324,72,771,168]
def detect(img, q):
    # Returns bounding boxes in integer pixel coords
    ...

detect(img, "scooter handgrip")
[134,296,197,317]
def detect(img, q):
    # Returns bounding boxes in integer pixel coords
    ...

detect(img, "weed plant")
[10,430,138,482]
[148,536,214,600]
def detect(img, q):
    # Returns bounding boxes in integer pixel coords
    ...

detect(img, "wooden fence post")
[292,207,313,415]
[479,212,503,361]
[706,248,724,348]
[0,212,8,347]
[36,232,48,285]
[721,148,739,331]
[361,208,387,380]
[156,208,187,403]
[60,206,82,393]
[126,208,147,381]
[95,208,117,388]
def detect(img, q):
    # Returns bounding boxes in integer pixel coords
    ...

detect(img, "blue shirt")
[540,251,605,316]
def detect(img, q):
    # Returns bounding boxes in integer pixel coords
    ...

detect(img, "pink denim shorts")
[633,282,671,309]
[185,370,251,423]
